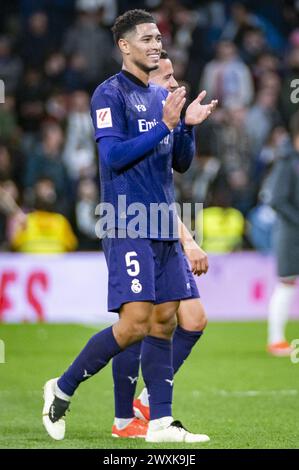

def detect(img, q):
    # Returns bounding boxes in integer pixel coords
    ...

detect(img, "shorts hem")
[108,297,155,313]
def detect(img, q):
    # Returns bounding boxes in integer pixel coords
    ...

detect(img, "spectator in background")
[0,180,25,251]
[24,123,70,213]
[44,52,67,91]
[11,177,77,253]
[63,5,113,92]
[246,87,282,158]
[217,103,255,214]
[221,1,285,53]
[20,11,54,68]
[75,177,99,250]
[0,95,20,145]
[239,26,269,66]
[0,36,23,95]
[63,90,96,183]
[17,67,49,153]
[200,40,254,107]
[196,188,245,254]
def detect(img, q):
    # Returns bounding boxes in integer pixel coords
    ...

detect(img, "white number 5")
[125,251,140,277]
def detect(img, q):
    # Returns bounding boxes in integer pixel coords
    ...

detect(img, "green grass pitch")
[0,322,298,449]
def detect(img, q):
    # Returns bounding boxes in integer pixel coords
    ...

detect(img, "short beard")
[133,59,159,74]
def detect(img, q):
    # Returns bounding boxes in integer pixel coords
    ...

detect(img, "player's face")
[150,58,178,92]
[124,23,162,73]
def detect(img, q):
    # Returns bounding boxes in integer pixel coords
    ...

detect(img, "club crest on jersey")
[131,278,142,294]
[96,107,112,128]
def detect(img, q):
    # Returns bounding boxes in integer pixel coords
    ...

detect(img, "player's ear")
[118,38,130,55]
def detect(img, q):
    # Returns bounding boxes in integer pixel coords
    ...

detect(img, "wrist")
[162,119,174,131]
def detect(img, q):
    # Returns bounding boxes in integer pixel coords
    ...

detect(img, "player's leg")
[43,301,153,440]
[173,298,207,372]
[135,254,207,420]
[268,276,297,356]
[134,298,207,420]
[141,300,178,425]
[111,342,142,437]
[144,241,209,443]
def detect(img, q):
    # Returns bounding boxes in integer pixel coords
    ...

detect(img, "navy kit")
[90,71,196,311]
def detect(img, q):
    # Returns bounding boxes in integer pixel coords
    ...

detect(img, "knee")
[130,321,151,341]
[179,302,208,332]
[151,310,177,338]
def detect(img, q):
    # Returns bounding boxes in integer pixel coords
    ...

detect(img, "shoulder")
[149,82,168,97]
[91,74,125,107]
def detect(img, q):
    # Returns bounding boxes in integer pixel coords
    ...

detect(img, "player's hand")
[185,90,218,126]
[162,87,186,130]
[183,239,209,276]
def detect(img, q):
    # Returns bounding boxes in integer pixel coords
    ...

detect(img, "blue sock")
[172,325,203,374]
[58,326,121,397]
[141,336,173,420]
[112,341,142,418]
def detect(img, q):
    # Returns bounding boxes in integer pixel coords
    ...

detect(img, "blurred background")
[0,0,298,322]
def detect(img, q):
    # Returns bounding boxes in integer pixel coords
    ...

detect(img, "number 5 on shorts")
[125,251,140,277]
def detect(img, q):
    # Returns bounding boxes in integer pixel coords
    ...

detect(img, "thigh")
[153,240,193,305]
[102,235,156,313]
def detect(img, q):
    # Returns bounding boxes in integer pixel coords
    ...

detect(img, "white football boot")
[42,378,70,440]
[146,420,210,443]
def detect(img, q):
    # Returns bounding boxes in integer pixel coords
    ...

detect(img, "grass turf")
[0,322,298,449]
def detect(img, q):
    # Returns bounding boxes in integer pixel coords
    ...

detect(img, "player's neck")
[122,64,149,87]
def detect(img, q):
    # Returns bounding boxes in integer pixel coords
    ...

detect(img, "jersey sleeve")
[90,87,127,141]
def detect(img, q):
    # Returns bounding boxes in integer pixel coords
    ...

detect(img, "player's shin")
[141,335,173,425]
[112,342,141,419]
[57,326,122,397]
[172,326,203,374]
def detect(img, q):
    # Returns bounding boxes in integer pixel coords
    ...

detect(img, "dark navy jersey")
[90,71,183,239]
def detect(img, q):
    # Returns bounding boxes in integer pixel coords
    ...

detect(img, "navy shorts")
[182,253,200,300]
[102,235,196,313]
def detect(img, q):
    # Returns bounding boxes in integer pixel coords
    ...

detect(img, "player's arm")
[172,90,218,173]
[178,217,209,276]
[172,120,195,173]
[91,87,186,172]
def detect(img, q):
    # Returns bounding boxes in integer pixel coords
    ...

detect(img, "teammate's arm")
[172,90,218,173]
[178,217,209,276]
[172,121,195,173]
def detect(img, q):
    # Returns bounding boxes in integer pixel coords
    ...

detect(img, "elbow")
[173,155,193,173]
[106,147,123,172]
[173,162,191,173]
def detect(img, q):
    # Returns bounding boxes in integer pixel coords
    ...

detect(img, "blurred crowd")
[0,0,298,253]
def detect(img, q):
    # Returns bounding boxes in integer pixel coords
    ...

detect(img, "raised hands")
[185,90,218,126]
[162,86,186,130]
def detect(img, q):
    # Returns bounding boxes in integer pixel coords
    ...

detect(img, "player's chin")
[147,61,159,71]
[146,57,160,70]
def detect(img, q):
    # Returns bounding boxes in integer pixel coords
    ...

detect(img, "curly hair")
[111,9,156,44]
